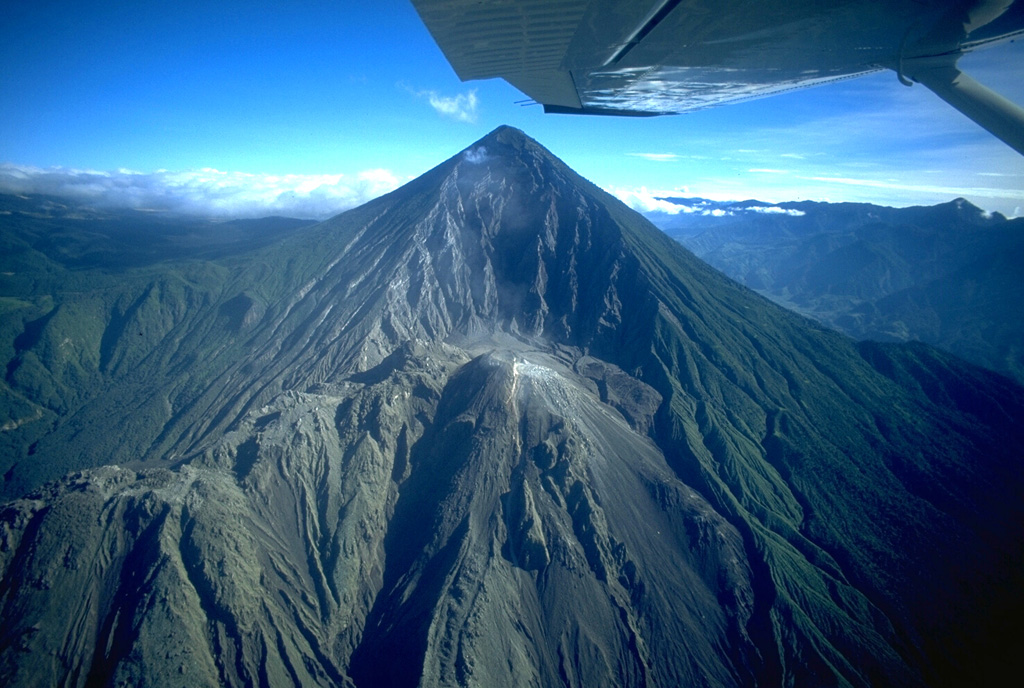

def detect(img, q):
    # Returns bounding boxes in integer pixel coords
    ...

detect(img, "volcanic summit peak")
[466,124,541,150]
[450,125,578,180]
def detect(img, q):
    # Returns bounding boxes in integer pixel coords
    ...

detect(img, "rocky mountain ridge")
[645,196,1024,382]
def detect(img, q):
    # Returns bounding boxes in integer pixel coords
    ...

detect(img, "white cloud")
[419,89,478,123]
[746,205,806,216]
[805,174,1024,201]
[463,146,489,164]
[356,168,400,187]
[400,82,479,123]
[607,186,695,214]
[0,163,403,219]
[627,153,681,162]
[608,185,816,218]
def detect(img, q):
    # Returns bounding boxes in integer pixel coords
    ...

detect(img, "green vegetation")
[654,198,1024,383]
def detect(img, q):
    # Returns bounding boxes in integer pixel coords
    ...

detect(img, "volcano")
[1,127,1022,687]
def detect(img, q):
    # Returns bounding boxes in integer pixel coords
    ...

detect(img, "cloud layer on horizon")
[608,186,695,214]
[611,187,808,218]
[3,159,1019,224]
[0,164,403,219]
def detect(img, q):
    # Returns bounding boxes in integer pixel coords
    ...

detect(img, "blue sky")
[2,0,1022,218]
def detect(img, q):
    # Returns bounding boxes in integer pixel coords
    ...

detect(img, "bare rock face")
[1,127,1023,687]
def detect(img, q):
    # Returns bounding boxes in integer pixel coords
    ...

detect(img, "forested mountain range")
[646,197,1024,383]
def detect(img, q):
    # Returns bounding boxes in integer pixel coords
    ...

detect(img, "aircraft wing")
[411,0,1024,152]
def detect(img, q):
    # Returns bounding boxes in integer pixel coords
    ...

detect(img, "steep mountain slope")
[646,198,1024,382]
[0,196,315,497]
[1,127,1022,687]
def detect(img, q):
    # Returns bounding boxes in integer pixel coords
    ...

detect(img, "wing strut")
[902,55,1024,156]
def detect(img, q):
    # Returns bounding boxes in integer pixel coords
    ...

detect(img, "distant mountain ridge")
[0,192,316,269]
[1,127,1022,687]
[645,196,1024,382]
